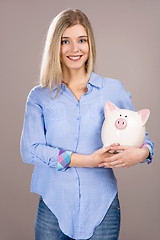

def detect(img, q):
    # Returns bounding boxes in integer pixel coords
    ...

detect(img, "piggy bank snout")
[115,118,127,130]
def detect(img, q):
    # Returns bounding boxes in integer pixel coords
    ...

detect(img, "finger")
[102,145,112,153]
[111,163,126,168]
[103,143,120,153]
[110,143,120,147]
[116,145,128,151]
[99,161,126,168]
[106,153,120,163]
[98,156,119,167]
[98,163,111,168]
[109,160,125,167]
[110,143,120,152]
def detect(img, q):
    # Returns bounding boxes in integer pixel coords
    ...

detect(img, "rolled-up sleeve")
[20,89,72,170]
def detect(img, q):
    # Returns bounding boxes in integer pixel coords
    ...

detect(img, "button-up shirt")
[20,72,154,239]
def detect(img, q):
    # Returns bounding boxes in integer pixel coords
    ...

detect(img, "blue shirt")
[20,72,153,239]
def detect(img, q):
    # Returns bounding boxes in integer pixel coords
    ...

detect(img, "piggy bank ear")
[137,109,150,126]
[104,102,119,118]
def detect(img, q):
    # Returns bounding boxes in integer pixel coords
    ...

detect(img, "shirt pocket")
[90,104,104,124]
[44,102,66,121]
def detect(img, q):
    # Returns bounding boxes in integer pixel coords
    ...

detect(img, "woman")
[20,9,154,240]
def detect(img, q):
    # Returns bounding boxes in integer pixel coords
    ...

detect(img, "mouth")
[67,55,83,61]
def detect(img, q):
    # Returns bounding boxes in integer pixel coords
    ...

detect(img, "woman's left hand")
[98,145,149,168]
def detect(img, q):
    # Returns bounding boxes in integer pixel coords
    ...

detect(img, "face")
[60,24,89,72]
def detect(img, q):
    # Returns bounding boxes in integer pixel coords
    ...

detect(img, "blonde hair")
[40,9,96,95]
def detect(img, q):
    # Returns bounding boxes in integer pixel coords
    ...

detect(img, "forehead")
[62,24,87,37]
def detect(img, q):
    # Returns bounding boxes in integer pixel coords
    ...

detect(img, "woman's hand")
[69,143,119,168]
[89,143,120,168]
[98,145,150,168]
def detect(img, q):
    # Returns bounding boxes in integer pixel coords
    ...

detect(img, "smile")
[67,55,83,61]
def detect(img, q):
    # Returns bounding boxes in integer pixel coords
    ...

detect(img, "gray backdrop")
[1,0,159,239]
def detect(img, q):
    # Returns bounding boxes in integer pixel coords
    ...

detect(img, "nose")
[115,118,127,130]
[71,41,79,52]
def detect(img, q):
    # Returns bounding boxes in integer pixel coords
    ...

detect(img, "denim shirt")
[20,72,154,239]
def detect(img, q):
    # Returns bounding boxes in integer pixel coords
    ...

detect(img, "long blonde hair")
[40,9,96,95]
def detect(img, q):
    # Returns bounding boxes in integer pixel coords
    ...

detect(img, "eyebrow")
[61,36,88,39]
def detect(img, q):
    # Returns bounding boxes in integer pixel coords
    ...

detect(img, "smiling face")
[60,24,89,73]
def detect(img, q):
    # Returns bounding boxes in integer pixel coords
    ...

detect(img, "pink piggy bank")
[101,102,150,147]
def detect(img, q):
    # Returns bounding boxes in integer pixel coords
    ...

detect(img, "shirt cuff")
[58,150,72,171]
[140,143,153,164]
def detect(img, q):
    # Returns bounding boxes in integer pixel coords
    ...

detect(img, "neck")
[62,68,89,90]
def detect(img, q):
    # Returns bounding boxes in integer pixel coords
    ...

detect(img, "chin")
[65,63,86,71]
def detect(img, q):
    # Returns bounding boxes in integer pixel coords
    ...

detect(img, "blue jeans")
[35,194,121,240]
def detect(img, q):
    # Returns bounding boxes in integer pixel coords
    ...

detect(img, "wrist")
[69,153,90,168]
[140,147,150,159]
[140,143,151,163]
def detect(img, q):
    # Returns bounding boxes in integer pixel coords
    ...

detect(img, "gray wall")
[1,0,159,239]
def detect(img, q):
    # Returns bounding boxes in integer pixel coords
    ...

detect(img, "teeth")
[69,56,81,60]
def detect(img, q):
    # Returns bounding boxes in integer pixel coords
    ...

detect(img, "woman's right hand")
[88,143,120,168]
[69,143,119,168]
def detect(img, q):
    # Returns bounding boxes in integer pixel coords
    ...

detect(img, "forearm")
[21,141,60,167]
[69,153,91,168]
[140,147,149,159]
[69,145,114,168]
[140,144,152,163]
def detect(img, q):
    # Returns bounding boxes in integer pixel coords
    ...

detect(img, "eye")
[61,40,69,44]
[120,114,122,117]
[125,115,127,118]
[79,38,87,43]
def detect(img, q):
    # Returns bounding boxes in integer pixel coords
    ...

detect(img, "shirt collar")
[54,72,103,91]
[88,72,103,89]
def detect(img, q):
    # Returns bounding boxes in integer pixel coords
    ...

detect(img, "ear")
[137,109,150,126]
[104,101,119,118]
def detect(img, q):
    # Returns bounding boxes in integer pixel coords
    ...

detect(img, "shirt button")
[76,136,79,140]
[77,117,81,120]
